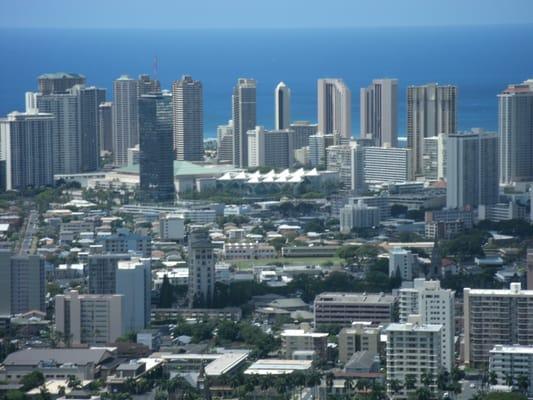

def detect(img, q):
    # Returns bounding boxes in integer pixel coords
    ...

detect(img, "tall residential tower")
[172,75,204,161]
[232,79,256,168]
[360,78,398,147]
[275,81,291,130]
[317,78,351,138]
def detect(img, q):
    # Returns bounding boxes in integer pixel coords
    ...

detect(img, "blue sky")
[1,0,533,29]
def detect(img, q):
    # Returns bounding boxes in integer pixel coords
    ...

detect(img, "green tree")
[20,371,45,391]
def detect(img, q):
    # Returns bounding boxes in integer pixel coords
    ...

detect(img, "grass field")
[232,256,344,269]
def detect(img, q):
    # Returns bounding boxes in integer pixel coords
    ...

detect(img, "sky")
[1,0,533,29]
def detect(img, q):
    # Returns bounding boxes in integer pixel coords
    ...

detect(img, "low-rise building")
[314,292,397,326]
[1,348,116,382]
[338,322,381,364]
[223,242,276,260]
[281,329,328,360]
[489,345,533,396]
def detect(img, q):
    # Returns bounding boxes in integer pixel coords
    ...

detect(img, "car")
[469,383,476,389]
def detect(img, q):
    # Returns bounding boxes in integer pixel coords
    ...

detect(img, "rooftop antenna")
[152,55,159,80]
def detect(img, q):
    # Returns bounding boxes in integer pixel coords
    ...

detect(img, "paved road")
[457,379,481,400]
[19,210,38,255]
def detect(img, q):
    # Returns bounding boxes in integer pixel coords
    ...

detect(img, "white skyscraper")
[407,83,457,176]
[232,78,256,168]
[113,75,139,166]
[0,111,54,190]
[423,134,447,180]
[399,279,455,371]
[217,120,234,163]
[275,81,291,130]
[116,258,151,333]
[172,75,204,161]
[360,78,398,147]
[499,79,533,184]
[446,130,499,209]
[317,78,351,138]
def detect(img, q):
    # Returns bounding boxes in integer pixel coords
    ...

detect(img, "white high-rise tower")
[317,78,351,138]
[360,78,398,147]
[112,75,139,166]
[275,81,291,130]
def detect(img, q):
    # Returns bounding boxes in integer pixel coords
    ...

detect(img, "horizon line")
[1,22,533,31]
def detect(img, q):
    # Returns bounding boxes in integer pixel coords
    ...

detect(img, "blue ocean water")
[0,26,532,138]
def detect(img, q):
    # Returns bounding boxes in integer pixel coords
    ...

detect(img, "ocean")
[1,26,532,138]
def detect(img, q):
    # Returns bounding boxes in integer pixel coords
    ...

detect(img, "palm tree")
[344,377,354,398]
[388,379,403,396]
[404,374,417,391]
[516,375,529,394]
[504,373,514,387]
[421,370,434,387]
[489,371,498,386]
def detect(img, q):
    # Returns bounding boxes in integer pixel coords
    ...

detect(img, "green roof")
[116,160,237,177]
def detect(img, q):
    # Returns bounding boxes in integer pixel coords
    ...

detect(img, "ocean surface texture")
[1,26,532,137]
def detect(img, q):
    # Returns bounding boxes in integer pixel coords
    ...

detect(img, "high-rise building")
[423,134,447,180]
[407,84,457,176]
[389,248,418,281]
[527,248,533,290]
[113,75,139,166]
[339,200,380,233]
[399,279,455,371]
[386,315,442,399]
[362,146,413,183]
[172,75,204,161]
[38,72,85,95]
[188,228,215,307]
[360,78,398,147]
[232,79,256,168]
[137,74,161,97]
[36,92,81,174]
[464,282,533,366]
[317,78,351,138]
[88,254,133,295]
[87,254,150,333]
[275,82,291,130]
[290,121,318,150]
[99,102,113,153]
[499,79,533,184]
[326,143,366,194]
[55,290,123,346]
[216,120,234,163]
[446,130,499,209]
[0,251,45,315]
[247,126,294,169]
[0,111,54,190]
[116,258,151,333]
[139,92,175,203]
[71,85,106,172]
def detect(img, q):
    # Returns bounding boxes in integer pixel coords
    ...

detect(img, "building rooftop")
[3,348,113,366]
[490,345,533,355]
[244,359,313,375]
[315,292,396,304]
[38,72,85,79]
[116,160,238,177]
[465,282,533,296]
[385,322,442,333]
[281,329,328,338]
